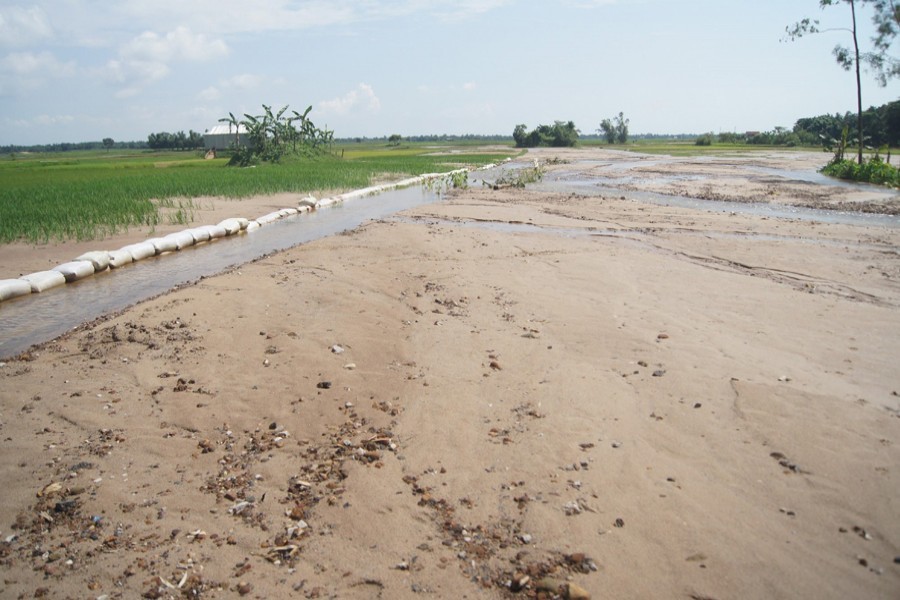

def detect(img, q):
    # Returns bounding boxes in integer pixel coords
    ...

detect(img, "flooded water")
[0,185,442,359]
[508,160,900,229]
[2,156,898,358]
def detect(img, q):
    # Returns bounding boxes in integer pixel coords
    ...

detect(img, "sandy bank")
[0,149,898,599]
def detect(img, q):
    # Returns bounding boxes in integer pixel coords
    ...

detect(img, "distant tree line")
[0,140,148,153]
[146,130,204,150]
[698,100,900,148]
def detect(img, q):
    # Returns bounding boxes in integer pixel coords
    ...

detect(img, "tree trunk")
[851,0,864,164]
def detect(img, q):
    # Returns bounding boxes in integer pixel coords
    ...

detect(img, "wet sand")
[0,148,898,599]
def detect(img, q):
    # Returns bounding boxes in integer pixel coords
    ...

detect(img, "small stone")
[344,363,356,370]
[520,533,532,544]
[657,333,669,340]
[693,403,702,409]
[509,573,530,592]
[614,518,625,528]
[652,370,666,377]
[236,581,253,596]
[317,381,332,389]
[268,422,277,430]
[611,441,621,449]
[566,582,591,599]
[535,578,564,593]
[331,345,344,354]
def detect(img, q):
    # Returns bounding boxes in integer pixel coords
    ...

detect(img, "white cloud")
[429,0,513,22]
[0,6,53,47]
[115,0,355,35]
[122,26,228,63]
[462,81,477,92]
[1,51,74,77]
[96,1,512,36]
[0,50,75,96]
[198,86,221,101]
[318,83,381,116]
[4,113,74,130]
[102,26,228,95]
[33,113,75,125]
[221,74,263,91]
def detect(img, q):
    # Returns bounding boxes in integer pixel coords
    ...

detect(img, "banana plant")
[217,112,242,148]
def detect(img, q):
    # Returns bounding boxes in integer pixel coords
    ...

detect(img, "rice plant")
[0,149,512,243]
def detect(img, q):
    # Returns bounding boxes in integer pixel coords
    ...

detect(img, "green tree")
[388,133,402,146]
[785,0,899,164]
[598,118,616,144]
[102,137,114,152]
[614,112,629,144]
[512,121,578,148]
[513,124,527,147]
[599,112,629,144]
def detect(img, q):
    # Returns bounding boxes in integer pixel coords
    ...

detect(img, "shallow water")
[0,186,442,359]
[506,159,900,229]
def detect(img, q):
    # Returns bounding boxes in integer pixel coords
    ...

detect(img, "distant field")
[0,144,514,244]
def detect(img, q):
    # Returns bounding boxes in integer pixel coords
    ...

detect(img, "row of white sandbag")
[0,216,261,301]
[0,169,470,303]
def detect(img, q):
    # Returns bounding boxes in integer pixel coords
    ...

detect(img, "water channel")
[1,159,898,359]
[0,185,443,359]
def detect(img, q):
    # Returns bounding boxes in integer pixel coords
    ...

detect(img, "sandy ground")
[1,148,899,599]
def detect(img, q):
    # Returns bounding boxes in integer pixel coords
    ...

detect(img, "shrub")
[822,156,900,187]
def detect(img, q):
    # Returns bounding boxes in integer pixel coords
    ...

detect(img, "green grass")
[0,147,513,244]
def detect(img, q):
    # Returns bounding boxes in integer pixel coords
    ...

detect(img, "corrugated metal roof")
[204,124,249,135]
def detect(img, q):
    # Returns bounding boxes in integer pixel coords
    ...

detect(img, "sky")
[1,0,898,145]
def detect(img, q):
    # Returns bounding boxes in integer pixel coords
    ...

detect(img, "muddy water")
[486,159,900,228]
[0,186,442,359]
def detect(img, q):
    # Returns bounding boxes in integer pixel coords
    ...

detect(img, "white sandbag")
[20,270,66,293]
[0,278,32,301]
[278,208,298,217]
[187,228,211,243]
[218,218,242,235]
[151,236,178,254]
[394,177,420,188]
[297,205,310,214]
[53,260,95,282]
[107,249,133,268]
[339,189,368,202]
[198,224,227,239]
[245,221,261,232]
[298,197,316,209]
[121,241,156,261]
[316,197,338,208]
[165,230,195,250]
[255,211,282,225]
[74,250,110,272]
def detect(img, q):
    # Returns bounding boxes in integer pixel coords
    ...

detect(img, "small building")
[203,124,249,150]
